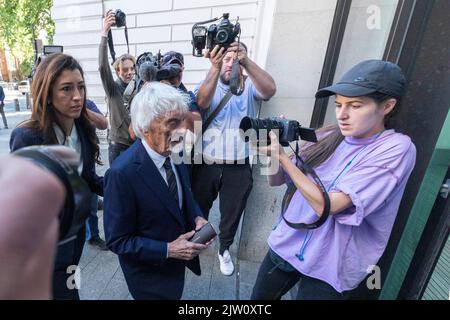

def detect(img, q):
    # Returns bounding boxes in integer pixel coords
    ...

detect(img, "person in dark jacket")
[104,82,212,300]
[9,53,103,300]
[0,84,8,129]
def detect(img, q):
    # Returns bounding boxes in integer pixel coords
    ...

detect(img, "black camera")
[239,117,318,146]
[13,146,92,245]
[107,9,129,63]
[192,13,241,57]
[112,9,127,28]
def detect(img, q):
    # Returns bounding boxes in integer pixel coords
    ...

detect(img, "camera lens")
[239,117,284,143]
[216,30,229,44]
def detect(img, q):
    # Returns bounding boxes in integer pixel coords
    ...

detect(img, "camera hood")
[13,146,92,245]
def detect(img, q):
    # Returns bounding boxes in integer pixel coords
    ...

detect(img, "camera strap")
[124,25,130,54]
[191,91,233,163]
[280,142,331,230]
[107,26,130,65]
[202,90,233,132]
[230,58,245,96]
[107,29,117,64]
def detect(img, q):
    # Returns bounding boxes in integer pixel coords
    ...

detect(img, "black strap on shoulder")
[280,142,331,230]
[202,90,233,132]
[107,27,130,65]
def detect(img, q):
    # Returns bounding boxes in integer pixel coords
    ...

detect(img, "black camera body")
[113,9,127,28]
[240,117,318,146]
[192,13,241,57]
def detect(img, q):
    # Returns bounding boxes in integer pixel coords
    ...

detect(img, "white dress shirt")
[53,123,83,174]
[141,139,183,209]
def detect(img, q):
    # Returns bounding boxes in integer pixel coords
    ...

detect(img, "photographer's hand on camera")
[167,231,208,261]
[196,45,226,109]
[205,45,225,71]
[227,42,248,67]
[102,10,116,37]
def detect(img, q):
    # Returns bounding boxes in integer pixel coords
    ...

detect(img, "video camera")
[192,13,241,57]
[240,117,318,146]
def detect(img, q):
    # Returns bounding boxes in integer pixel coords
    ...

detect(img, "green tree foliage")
[0,0,54,78]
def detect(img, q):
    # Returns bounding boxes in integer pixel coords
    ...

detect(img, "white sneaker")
[218,250,234,276]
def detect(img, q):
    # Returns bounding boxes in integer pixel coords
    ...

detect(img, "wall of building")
[51,0,263,112]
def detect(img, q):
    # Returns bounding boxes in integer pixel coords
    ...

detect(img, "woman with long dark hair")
[251,60,416,300]
[10,53,103,300]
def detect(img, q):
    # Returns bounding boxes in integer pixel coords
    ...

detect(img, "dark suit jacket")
[104,139,203,300]
[9,121,104,299]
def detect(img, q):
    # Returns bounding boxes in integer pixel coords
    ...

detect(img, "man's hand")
[167,231,208,261]
[227,42,249,67]
[194,217,216,246]
[194,216,208,231]
[102,10,116,37]
[204,45,225,71]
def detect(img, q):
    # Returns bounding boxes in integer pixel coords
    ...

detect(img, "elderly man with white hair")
[103,82,211,300]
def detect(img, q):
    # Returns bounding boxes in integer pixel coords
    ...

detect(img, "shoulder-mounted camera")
[192,13,241,57]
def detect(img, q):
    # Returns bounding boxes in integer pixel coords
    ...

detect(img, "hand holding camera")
[205,45,226,71]
[227,42,248,67]
[102,10,116,37]
[192,13,241,57]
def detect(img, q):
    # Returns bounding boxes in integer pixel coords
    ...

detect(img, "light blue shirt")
[195,78,264,161]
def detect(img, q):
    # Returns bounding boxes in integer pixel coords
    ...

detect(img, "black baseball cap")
[315,60,406,99]
[161,51,184,66]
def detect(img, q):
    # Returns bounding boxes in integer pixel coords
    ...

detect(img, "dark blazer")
[104,139,203,300]
[10,121,103,196]
[9,120,103,299]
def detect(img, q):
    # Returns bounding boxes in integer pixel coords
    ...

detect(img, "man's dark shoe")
[88,238,108,251]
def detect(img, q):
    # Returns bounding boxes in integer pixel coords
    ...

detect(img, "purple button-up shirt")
[268,129,416,292]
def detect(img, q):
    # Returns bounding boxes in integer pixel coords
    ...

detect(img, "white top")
[141,139,183,209]
[53,123,83,174]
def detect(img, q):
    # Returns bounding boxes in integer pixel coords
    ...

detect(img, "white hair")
[131,82,190,139]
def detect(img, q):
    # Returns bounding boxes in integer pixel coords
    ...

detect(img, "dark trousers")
[108,142,129,166]
[251,250,351,300]
[52,226,86,300]
[0,103,8,128]
[86,193,100,241]
[191,162,253,254]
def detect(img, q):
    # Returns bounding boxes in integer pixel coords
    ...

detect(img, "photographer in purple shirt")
[252,60,416,300]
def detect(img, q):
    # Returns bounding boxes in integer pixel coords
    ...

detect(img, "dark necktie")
[163,157,179,207]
